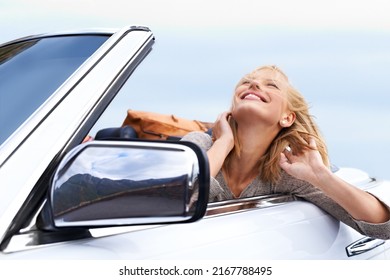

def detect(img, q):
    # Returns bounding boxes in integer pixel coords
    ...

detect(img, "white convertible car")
[0,25,389,260]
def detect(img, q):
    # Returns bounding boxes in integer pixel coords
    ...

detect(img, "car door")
[4,192,385,260]
[72,193,390,260]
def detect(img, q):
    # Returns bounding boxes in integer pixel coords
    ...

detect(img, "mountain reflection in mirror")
[51,142,199,225]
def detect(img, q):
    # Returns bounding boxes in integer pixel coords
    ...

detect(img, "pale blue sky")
[1,0,389,179]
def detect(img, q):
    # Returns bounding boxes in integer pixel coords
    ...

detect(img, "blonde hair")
[226,65,329,184]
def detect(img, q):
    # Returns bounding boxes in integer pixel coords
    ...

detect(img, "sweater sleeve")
[275,171,390,240]
[181,131,213,151]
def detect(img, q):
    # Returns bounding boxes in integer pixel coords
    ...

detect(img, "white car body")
[0,25,389,260]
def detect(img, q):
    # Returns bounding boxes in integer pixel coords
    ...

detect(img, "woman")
[182,65,390,240]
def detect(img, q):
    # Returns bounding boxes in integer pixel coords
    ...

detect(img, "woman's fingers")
[212,111,233,141]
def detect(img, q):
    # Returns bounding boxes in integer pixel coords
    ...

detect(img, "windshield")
[0,35,109,146]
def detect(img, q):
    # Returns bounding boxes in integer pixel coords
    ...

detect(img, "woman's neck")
[223,123,279,197]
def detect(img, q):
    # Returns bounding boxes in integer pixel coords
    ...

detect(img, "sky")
[1,0,390,180]
[1,0,390,38]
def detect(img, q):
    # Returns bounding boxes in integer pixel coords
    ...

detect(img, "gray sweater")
[182,131,390,240]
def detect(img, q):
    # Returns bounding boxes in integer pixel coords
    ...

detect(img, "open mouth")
[241,92,268,103]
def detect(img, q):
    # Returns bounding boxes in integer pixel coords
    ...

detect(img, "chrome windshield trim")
[0,31,112,48]
[205,194,295,217]
[0,26,151,48]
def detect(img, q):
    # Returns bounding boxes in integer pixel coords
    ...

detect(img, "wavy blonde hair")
[226,65,329,184]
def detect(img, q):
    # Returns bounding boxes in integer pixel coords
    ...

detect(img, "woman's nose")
[249,80,260,90]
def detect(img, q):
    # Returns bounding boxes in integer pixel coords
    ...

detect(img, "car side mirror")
[39,140,209,230]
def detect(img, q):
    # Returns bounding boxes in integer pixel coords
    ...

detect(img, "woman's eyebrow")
[263,78,278,83]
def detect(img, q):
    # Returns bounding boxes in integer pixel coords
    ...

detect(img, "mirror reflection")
[51,141,201,226]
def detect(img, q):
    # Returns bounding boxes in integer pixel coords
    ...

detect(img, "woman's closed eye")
[267,82,279,89]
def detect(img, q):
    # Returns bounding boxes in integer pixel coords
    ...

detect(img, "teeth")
[244,93,262,101]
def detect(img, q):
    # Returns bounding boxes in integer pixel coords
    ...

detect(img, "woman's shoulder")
[181,131,213,151]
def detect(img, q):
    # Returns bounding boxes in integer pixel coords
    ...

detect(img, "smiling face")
[231,66,293,128]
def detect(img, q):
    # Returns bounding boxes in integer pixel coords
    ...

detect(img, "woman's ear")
[280,112,296,127]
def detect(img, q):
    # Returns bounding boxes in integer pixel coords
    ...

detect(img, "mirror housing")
[39,140,209,229]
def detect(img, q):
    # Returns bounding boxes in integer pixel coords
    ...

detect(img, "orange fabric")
[122,110,213,140]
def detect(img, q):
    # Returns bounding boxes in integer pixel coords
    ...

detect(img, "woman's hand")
[280,137,390,223]
[212,111,234,151]
[279,137,330,186]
